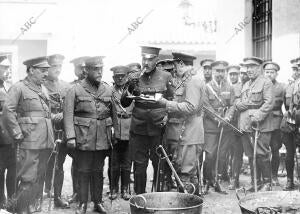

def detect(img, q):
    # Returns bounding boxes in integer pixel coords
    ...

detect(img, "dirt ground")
[7,156,300,214]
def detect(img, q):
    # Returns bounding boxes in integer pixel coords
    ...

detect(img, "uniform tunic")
[236,75,274,157]
[3,77,54,209]
[120,69,172,194]
[64,79,113,151]
[165,71,205,186]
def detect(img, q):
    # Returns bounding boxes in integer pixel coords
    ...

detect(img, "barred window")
[252,0,272,60]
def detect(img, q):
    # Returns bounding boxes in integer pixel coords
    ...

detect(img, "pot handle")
[235,187,246,201]
[184,183,196,195]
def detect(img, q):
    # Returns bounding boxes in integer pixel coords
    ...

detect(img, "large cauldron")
[236,190,300,214]
[129,192,203,214]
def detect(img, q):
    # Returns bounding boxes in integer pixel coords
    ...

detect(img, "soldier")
[263,61,284,186]
[68,56,89,203]
[228,65,249,189]
[43,54,71,208]
[121,46,172,194]
[64,56,111,214]
[200,59,214,83]
[0,54,15,208]
[159,52,205,195]
[202,60,235,194]
[236,57,274,191]
[110,65,132,200]
[281,58,300,190]
[70,56,90,84]
[3,56,54,214]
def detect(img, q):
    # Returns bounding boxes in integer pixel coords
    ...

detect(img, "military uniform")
[203,62,235,193]
[64,57,112,213]
[228,81,244,189]
[200,59,214,84]
[67,56,89,202]
[110,66,133,200]
[43,54,72,207]
[236,57,274,190]
[164,52,205,195]
[3,57,54,213]
[121,46,172,194]
[0,55,15,207]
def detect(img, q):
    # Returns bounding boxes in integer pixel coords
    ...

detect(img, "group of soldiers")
[0,45,299,214]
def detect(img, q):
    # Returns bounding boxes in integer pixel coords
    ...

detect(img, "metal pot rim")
[129,192,204,211]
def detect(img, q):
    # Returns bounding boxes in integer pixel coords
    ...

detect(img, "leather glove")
[67,139,76,149]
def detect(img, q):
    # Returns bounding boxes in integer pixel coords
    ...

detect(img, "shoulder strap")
[206,82,225,107]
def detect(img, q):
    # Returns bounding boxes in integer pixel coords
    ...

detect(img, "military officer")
[228,65,249,190]
[236,57,274,191]
[68,56,89,203]
[285,57,300,190]
[121,46,172,194]
[200,59,214,83]
[202,60,235,194]
[281,58,300,190]
[263,61,284,186]
[43,54,71,208]
[158,52,205,195]
[0,54,15,208]
[110,65,132,200]
[64,56,111,214]
[3,56,54,214]
[70,56,90,84]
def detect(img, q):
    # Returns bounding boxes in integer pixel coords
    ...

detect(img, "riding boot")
[134,172,146,194]
[259,157,272,191]
[78,172,90,205]
[214,175,228,194]
[91,171,107,214]
[109,170,119,200]
[121,171,131,200]
[70,160,79,203]
[283,178,295,191]
[75,203,87,214]
[54,169,70,208]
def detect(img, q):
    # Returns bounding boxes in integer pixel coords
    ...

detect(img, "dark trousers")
[203,131,232,182]
[231,135,244,179]
[0,145,16,206]
[130,132,160,194]
[45,142,78,198]
[16,149,51,212]
[241,132,272,183]
[270,130,282,178]
[77,150,108,204]
[282,132,296,180]
[111,140,131,191]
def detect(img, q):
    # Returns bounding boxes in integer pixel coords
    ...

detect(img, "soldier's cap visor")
[110,65,130,75]
[172,52,196,66]
[70,56,90,67]
[242,57,263,66]
[263,61,280,71]
[211,60,229,70]
[23,56,50,68]
[48,54,65,66]
[84,56,105,67]
[141,46,161,58]
[227,65,240,73]
[200,59,214,67]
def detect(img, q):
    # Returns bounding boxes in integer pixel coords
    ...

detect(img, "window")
[252,0,272,60]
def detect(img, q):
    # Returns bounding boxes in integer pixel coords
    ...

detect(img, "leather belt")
[272,107,282,111]
[21,111,50,118]
[135,102,163,109]
[117,113,131,119]
[74,112,110,120]
[247,105,261,109]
